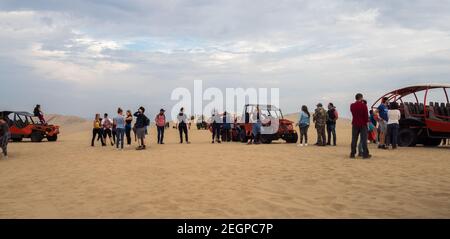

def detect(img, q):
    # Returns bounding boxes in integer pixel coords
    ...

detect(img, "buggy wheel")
[47,135,58,142]
[284,132,298,143]
[12,137,23,142]
[260,135,272,144]
[31,132,44,142]
[398,128,417,147]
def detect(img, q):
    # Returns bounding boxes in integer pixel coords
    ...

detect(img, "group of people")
[91,107,192,150]
[349,93,402,159]
[297,103,339,147]
[208,110,232,144]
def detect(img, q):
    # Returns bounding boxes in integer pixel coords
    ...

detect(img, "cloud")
[1,0,450,119]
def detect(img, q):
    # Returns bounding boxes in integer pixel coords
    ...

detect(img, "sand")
[0,115,449,218]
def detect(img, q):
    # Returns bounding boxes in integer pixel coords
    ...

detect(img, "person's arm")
[133,112,139,117]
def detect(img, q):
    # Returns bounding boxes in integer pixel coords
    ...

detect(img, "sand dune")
[0,115,449,218]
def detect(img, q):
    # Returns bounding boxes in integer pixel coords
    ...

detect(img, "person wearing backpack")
[134,106,149,150]
[176,107,190,144]
[326,103,338,146]
[102,113,114,146]
[155,109,166,144]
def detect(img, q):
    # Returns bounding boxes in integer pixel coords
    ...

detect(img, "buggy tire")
[260,135,272,144]
[31,132,44,142]
[12,137,23,142]
[398,128,417,147]
[284,133,298,144]
[47,135,58,142]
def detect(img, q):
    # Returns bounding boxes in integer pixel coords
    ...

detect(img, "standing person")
[326,103,339,146]
[369,109,378,144]
[210,110,222,144]
[134,107,149,150]
[0,118,10,159]
[350,93,371,159]
[155,109,166,144]
[248,106,262,145]
[33,104,46,124]
[222,111,231,142]
[313,103,327,146]
[177,107,190,144]
[125,110,133,146]
[358,100,370,156]
[91,114,105,147]
[113,108,126,150]
[112,121,117,146]
[387,102,401,149]
[102,113,114,146]
[298,105,310,147]
[377,97,389,149]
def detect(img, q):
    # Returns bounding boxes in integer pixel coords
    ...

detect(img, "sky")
[1,0,450,120]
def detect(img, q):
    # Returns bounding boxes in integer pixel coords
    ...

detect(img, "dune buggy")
[231,104,298,144]
[372,84,450,147]
[0,111,60,142]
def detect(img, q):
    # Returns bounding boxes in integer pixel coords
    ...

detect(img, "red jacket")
[350,101,369,127]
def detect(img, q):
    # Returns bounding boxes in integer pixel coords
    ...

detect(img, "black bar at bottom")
[0,219,448,238]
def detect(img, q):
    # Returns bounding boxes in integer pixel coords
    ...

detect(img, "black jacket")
[134,112,148,128]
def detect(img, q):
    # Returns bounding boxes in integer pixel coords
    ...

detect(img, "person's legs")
[179,125,184,143]
[183,124,189,142]
[386,124,393,148]
[211,125,216,143]
[120,129,125,148]
[304,125,309,144]
[160,126,165,143]
[358,140,363,156]
[360,127,370,158]
[322,126,327,145]
[115,128,121,148]
[350,126,360,157]
[157,126,161,144]
[91,128,97,146]
[318,125,325,146]
[316,127,321,145]
[125,127,131,145]
[299,126,304,144]
[326,124,332,145]
[392,124,399,149]
[331,124,337,145]
[121,128,125,148]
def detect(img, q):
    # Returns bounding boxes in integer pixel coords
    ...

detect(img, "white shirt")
[387,109,401,124]
[177,113,188,124]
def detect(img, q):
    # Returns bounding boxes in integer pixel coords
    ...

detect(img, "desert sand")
[0,114,449,218]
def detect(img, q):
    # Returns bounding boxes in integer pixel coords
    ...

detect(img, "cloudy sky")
[1,0,450,119]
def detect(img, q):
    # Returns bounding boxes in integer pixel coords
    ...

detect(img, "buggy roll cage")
[371,84,450,120]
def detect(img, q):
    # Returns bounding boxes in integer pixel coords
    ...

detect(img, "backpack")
[144,115,150,127]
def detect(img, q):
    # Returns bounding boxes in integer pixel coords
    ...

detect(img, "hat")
[160,108,165,112]
[316,103,323,107]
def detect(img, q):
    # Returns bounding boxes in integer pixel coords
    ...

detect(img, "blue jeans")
[327,123,336,145]
[351,126,369,157]
[115,128,125,149]
[387,123,399,148]
[157,126,165,144]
